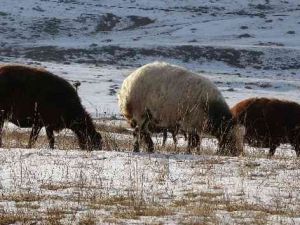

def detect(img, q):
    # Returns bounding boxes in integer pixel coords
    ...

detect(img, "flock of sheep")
[0,62,299,157]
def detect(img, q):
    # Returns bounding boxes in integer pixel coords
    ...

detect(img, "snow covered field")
[0,0,300,224]
[0,139,300,224]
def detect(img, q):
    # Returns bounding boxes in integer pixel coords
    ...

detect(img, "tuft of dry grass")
[15,202,40,209]
[88,195,136,209]
[0,192,44,202]
[78,213,97,225]
[1,126,79,150]
[44,207,70,225]
[0,210,41,225]
[95,121,131,135]
[112,205,173,220]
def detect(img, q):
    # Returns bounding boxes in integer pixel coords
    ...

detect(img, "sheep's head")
[218,120,245,156]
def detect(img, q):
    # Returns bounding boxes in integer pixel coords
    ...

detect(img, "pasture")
[0,119,299,224]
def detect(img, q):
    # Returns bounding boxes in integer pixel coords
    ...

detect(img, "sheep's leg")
[187,133,192,154]
[172,125,180,147]
[28,102,42,148]
[0,110,5,148]
[291,132,300,157]
[182,131,187,141]
[28,125,42,148]
[171,131,178,151]
[162,130,167,146]
[295,145,300,157]
[46,127,55,149]
[134,127,153,153]
[192,132,201,151]
[187,131,200,154]
[172,131,177,146]
[133,127,140,152]
[142,130,154,153]
[292,136,300,157]
[140,109,154,153]
[191,133,197,148]
[268,143,277,157]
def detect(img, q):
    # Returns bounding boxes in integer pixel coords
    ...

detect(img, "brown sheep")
[231,98,300,157]
[0,64,102,150]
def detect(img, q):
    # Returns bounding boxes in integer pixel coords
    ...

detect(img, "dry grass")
[0,210,41,225]
[1,127,79,150]
[0,214,31,225]
[15,202,40,209]
[0,192,44,202]
[113,205,173,219]
[78,213,97,225]
[0,119,210,154]
[224,201,299,217]
[0,118,300,224]
[44,207,68,224]
[95,120,131,135]
[40,182,98,191]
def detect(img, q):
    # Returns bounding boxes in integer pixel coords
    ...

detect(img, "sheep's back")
[118,62,226,129]
[231,97,300,146]
[0,64,84,128]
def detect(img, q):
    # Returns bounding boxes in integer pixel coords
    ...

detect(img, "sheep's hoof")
[185,146,192,154]
[147,147,154,153]
[216,150,226,156]
[133,147,140,153]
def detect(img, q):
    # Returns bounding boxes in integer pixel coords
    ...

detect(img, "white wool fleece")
[118,62,228,133]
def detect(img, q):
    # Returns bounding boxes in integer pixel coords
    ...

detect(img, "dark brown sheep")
[231,98,300,157]
[0,64,102,150]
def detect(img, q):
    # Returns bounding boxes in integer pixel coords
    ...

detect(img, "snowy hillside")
[1,0,300,70]
[1,0,300,114]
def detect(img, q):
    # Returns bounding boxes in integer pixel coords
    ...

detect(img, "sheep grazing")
[0,64,102,150]
[118,62,244,156]
[231,97,300,157]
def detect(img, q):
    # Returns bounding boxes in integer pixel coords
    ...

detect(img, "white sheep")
[118,62,244,156]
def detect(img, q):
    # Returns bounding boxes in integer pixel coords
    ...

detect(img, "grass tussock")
[95,121,131,135]
[0,192,44,202]
[40,181,98,191]
[0,211,40,225]
[78,213,97,225]
[15,202,40,209]
[44,207,70,225]
[224,201,298,217]
[113,205,173,219]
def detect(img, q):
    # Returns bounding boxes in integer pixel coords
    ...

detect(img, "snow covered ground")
[0,143,300,224]
[0,0,300,224]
